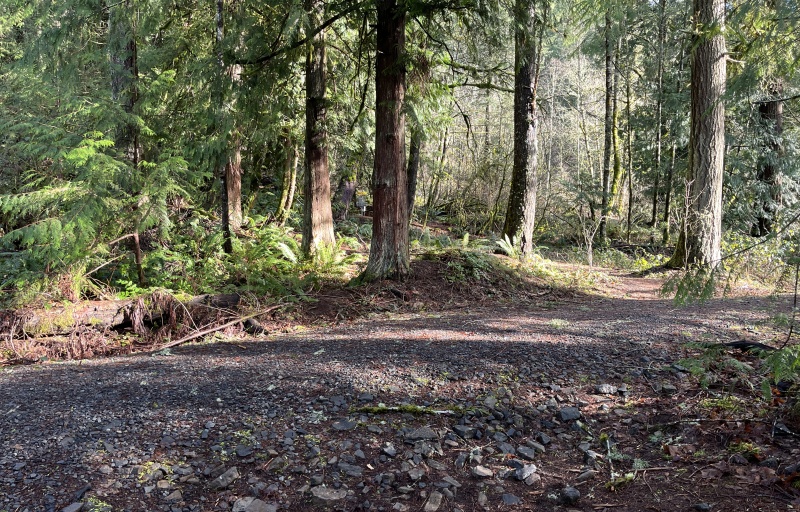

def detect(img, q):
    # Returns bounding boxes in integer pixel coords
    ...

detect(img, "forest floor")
[1,255,800,512]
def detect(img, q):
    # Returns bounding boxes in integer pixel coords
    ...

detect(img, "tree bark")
[302,0,335,256]
[275,137,299,226]
[662,44,686,243]
[359,0,408,282]
[502,0,542,257]
[425,127,448,212]
[598,12,613,243]
[215,0,232,254]
[407,125,422,220]
[610,38,623,212]
[650,0,667,227]
[226,63,243,231]
[751,82,783,237]
[668,0,726,268]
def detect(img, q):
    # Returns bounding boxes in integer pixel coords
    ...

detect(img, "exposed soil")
[1,257,799,512]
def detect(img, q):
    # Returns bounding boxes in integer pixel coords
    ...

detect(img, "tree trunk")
[610,38,623,212]
[662,45,686,242]
[668,0,726,268]
[502,0,542,257]
[425,127,448,212]
[302,0,335,256]
[275,137,299,226]
[407,125,422,221]
[625,64,634,243]
[226,136,243,231]
[358,0,408,282]
[662,141,677,243]
[215,0,232,254]
[650,0,667,227]
[752,82,783,237]
[226,63,243,231]
[598,12,613,243]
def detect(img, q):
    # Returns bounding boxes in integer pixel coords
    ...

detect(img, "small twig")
[641,470,655,497]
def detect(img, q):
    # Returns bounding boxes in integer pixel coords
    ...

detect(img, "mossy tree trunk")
[668,0,726,268]
[598,11,613,244]
[502,0,544,258]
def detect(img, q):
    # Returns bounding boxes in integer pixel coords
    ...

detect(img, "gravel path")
[1,270,796,511]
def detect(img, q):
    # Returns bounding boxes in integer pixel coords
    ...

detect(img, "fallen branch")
[354,405,456,416]
[148,305,282,353]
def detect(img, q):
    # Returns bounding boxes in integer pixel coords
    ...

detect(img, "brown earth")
[1,256,799,512]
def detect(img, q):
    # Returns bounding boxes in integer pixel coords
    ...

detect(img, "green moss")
[354,404,462,416]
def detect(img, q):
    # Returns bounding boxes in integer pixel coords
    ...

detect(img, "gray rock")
[337,462,363,477]
[515,464,537,481]
[693,504,711,512]
[517,446,536,461]
[472,465,493,478]
[310,486,347,506]
[209,467,240,490]
[524,473,542,486]
[164,490,182,503]
[236,445,254,457]
[331,419,358,431]
[595,384,617,395]
[529,441,546,453]
[424,491,444,512]
[233,498,277,512]
[442,476,461,487]
[497,442,515,454]
[453,425,476,439]
[558,407,581,422]
[484,396,498,409]
[576,470,597,483]
[560,486,580,505]
[382,444,398,457]
[536,433,551,445]
[661,383,678,395]
[62,504,83,512]
[584,450,601,467]
[407,426,438,442]
[502,494,521,505]
[408,467,426,480]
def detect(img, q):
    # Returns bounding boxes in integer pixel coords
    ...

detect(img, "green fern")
[496,234,520,258]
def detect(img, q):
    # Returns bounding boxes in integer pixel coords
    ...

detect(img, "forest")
[3,2,800,510]
[0,0,797,305]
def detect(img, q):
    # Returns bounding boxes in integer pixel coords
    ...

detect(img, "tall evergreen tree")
[302,0,336,256]
[502,0,547,257]
[668,0,726,267]
[359,0,409,281]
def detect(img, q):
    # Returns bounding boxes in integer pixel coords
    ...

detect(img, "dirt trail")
[1,263,797,512]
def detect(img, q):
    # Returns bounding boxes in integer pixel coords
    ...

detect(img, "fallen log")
[1,293,246,339]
